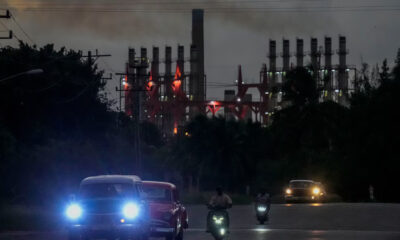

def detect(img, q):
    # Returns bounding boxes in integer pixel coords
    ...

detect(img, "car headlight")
[313,187,320,195]
[123,203,139,219]
[286,189,292,194]
[257,206,267,212]
[66,204,82,220]
[213,215,224,225]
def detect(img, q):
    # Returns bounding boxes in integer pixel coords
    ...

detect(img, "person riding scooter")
[207,187,232,232]
[255,188,271,224]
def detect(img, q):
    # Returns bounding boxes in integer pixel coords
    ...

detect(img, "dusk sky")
[1,0,399,103]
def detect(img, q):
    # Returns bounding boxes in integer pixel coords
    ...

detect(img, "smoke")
[2,0,334,41]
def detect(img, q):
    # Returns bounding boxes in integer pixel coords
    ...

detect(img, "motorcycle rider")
[206,187,232,232]
[255,188,271,215]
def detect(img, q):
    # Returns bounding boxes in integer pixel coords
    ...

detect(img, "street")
[1,203,400,240]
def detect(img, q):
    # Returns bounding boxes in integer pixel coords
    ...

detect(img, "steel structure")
[121,9,356,134]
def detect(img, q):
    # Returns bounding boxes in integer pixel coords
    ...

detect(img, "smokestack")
[268,40,277,111]
[165,46,172,98]
[190,9,205,117]
[324,37,332,70]
[296,38,304,67]
[282,39,290,72]
[310,38,319,71]
[338,36,348,104]
[324,37,333,95]
[177,45,184,73]
[268,40,277,73]
[339,36,347,69]
[151,47,159,80]
[192,9,205,103]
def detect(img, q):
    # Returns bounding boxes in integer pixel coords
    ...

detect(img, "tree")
[392,48,400,81]
[379,59,390,84]
[283,67,319,106]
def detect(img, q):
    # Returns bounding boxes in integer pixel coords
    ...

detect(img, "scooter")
[207,205,229,240]
[255,203,269,224]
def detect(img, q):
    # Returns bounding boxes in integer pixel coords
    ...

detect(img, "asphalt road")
[1,203,400,240]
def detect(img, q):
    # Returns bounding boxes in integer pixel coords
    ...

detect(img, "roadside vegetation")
[1,42,400,221]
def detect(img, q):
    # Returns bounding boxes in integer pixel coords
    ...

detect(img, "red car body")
[142,181,188,240]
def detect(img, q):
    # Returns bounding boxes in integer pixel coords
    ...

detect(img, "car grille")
[85,214,115,225]
[292,189,310,197]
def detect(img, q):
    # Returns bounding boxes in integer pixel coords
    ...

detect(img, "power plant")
[120,9,356,135]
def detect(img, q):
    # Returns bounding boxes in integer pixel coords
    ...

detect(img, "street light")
[0,68,44,83]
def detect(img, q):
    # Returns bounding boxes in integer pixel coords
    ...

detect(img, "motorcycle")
[207,205,229,240]
[255,203,269,224]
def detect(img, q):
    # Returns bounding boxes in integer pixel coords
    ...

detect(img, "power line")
[10,13,36,45]
[11,6,400,14]
[4,0,400,5]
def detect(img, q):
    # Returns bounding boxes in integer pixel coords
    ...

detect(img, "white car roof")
[81,175,142,185]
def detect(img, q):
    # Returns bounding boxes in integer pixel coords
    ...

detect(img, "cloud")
[2,0,333,40]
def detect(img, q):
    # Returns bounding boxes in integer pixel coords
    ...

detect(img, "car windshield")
[142,185,172,202]
[290,181,313,188]
[79,183,136,200]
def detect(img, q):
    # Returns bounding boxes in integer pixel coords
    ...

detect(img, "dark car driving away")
[142,181,188,240]
[65,175,150,240]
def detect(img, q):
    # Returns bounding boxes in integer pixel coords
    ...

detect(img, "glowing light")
[146,81,155,91]
[313,187,320,195]
[173,127,178,135]
[123,203,139,219]
[120,219,125,223]
[286,189,292,194]
[257,206,267,212]
[220,228,226,235]
[237,98,241,102]
[66,204,82,220]
[172,65,182,92]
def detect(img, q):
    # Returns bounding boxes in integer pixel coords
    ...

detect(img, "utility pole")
[0,10,12,40]
[0,10,10,18]
[115,49,150,174]
[81,49,111,66]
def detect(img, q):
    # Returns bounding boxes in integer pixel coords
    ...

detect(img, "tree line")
[0,43,399,206]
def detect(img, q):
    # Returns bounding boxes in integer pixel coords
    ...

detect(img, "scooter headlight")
[123,202,139,219]
[66,204,82,220]
[220,228,226,235]
[213,215,224,225]
[257,206,267,212]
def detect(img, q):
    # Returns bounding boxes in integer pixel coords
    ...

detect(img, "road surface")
[1,203,400,240]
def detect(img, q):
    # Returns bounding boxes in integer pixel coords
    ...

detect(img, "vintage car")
[65,175,150,240]
[284,179,325,203]
[142,181,188,240]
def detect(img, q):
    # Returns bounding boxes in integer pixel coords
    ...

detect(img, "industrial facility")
[120,9,356,135]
